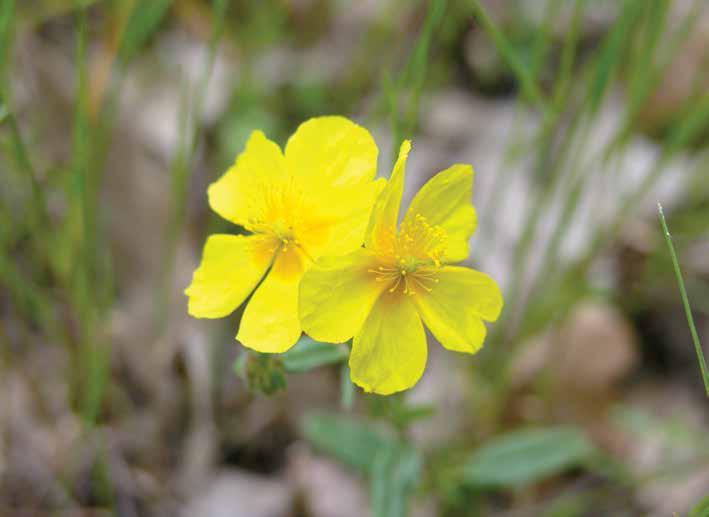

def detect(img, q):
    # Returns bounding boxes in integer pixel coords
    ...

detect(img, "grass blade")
[468,0,549,116]
[658,203,709,398]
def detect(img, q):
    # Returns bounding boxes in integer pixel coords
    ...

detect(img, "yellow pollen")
[368,213,448,294]
[395,213,448,265]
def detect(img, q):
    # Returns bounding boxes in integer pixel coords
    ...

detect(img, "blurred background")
[1,0,709,515]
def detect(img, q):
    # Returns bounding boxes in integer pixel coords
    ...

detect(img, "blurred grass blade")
[463,427,595,487]
[71,6,110,426]
[552,0,585,108]
[158,0,228,331]
[0,244,60,338]
[385,0,447,154]
[281,335,349,373]
[587,0,644,114]
[119,0,173,63]
[340,363,355,409]
[402,0,447,136]
[658,203,709,399]
[469,0,549,115]
[0,0,14,87]
[0,0,49,228]
[666,92,709,153]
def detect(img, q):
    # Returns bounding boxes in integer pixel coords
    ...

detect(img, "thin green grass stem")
[658,203,709,399]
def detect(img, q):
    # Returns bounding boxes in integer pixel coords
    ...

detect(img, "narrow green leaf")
[402,0,447,136]
[666,93,709,152]
[587,0,644,114]
[658,203,709,398]
[282,335,349,373]
[463,427,595,488]
[469,0,549,115]
[303,411,421,517]
[119,0,173,63]
[302,412,395,473]
[0,0,14,90]
[371,444,421,517]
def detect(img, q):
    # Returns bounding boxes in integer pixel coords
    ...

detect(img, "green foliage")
[691,495,709,517]
[586,0,644,115]
[371,443,422,517]
[613,405,709,454]
[233,336,349,396]
[386,0,448,153]
[118,0,173,63]
[0,0,14,89]
[281,335,349,373]
[303,412,422,517]
[235,352,288,396]
[303,412,396,473]
[468,0,549,115]
[369,395,436,432]
[462,427,595,488]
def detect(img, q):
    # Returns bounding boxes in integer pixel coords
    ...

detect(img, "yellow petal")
[300,249,385,343]
[350,292,427,395]
[403,164,477,263]
[185,234,275,319]
[365,140,411,251]
[208,130,287,227]
[309,178,387,257]
[413,266,503,354]
[285,116,378,189]
[237,250,305,353]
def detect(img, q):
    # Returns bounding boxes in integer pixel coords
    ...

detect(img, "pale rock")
[182,470,293,517]
[287,443,370,517]
[512,301,639,395]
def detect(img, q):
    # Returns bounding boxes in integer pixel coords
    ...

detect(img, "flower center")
[398,213,447,267]
[369,214,449,296]
[242,181,321,262]
[271,218,296,247]
[368,261,439,296]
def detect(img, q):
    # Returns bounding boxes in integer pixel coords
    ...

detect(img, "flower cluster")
[185,116,503,394]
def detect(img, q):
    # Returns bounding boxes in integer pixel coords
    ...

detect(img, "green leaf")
[282,335,348,373]
[371,443,422,517]
[302,412,395,473]
[690,495,709,517]
[302,411,422,517]
[463,427,595,488]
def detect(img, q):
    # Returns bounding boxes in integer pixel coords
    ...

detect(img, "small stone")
[182,469,293,517]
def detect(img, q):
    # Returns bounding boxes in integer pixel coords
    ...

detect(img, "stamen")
[395,213,448,266]
[369,214,449,294]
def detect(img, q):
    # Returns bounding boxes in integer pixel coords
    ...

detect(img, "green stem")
[657,203,709,399]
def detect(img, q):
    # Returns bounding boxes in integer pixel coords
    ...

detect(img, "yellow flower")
[185,116,385,353]
[299,140,503,395]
